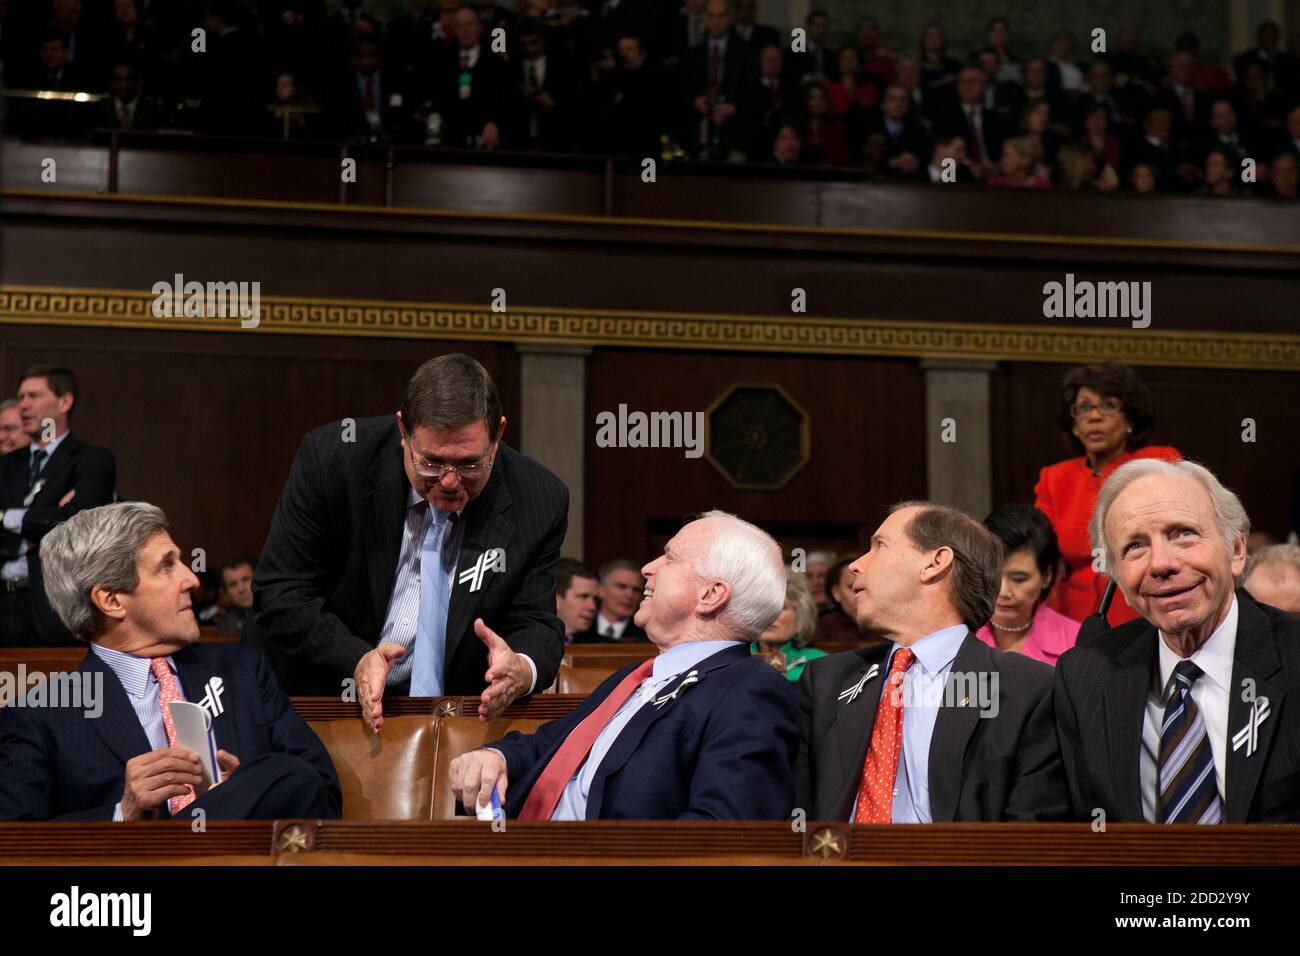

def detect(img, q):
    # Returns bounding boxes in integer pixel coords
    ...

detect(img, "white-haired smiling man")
[1055,459,1300,824]
[448,510,799,820]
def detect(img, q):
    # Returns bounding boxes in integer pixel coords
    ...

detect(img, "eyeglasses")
[407,441,496,481]
[1069,399,1123,419]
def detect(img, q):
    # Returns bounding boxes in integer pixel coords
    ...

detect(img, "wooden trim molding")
[3,284,1299,370]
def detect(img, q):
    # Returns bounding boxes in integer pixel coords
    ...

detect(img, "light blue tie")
[410,507,453,697]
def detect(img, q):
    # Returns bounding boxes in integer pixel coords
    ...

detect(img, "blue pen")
[489,786,502,819]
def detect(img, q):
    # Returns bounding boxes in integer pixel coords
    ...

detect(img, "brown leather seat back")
[431,716,548,820]
[309,716,436,821]
[554,665,618,695]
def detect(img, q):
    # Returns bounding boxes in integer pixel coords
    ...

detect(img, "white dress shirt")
[1140,596,1237,822]
[2,430,70,581]
[595,611,632,640]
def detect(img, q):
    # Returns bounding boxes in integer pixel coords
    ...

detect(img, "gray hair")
[0,398,17,412]
[1246,543,1300,580]
[1090,459,1250,578]
[41,502,169,642]
[693,509,786,640]
[597,558,642,584]
[783,569,819,648]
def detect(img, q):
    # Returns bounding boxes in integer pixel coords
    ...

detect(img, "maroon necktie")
[708,43,721,100]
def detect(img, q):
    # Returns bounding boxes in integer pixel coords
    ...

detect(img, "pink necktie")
[150,657,196,816]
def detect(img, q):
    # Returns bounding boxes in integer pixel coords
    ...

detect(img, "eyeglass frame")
[406,437,498,481]
[1069,398,1124,419]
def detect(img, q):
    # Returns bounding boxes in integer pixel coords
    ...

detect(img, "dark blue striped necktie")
[1158,659,1222,824]
[28,448,48,494]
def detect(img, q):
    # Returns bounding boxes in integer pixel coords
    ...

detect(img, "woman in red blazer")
[1034,362,1180,626]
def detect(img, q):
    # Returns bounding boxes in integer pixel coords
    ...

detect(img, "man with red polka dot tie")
[794,501,1070,823]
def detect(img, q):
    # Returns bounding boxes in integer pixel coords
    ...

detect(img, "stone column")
[921,359,997,518]
[518,345,590,557]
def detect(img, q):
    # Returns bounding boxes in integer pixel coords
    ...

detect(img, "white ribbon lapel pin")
[198,676,226,719]
[653,670,700,708]
[1231,696,1270,758]
[838,663,880,705]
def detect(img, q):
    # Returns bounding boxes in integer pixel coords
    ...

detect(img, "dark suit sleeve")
[489,701,593,813]
[495,481,568,691]
[252,647,341,813]
[19,445,117,542]
[1052,653,1091,821]
[679,671,798,821]
[793,659,817,815]
[1004,668,1072,822]
[0,705,116,821]
[255,432,374,679]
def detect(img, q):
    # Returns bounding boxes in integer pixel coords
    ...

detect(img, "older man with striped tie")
[1055,459,1300,824]
[447,510,799,820]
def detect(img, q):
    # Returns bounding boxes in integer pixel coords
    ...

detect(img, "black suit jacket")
[0,643,340,821]
[253,416,568,696]
[571,618,648,643]
[1055,590,1300,823]
[491,643,798,819]
[0,436,117,645]
[933,102,1010,165]
[796,633,1070,821]
[434,45,516,148]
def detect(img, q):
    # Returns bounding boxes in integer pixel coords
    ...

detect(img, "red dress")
[1034,445,1182,626]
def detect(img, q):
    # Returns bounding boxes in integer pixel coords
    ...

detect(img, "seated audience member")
[1021,99,1063,173]
[860,129,891,179]
[216,553,256,636]
[1158,52,1211,149]
[90,60,161,131]
[1056,460,1300,823]
[328,34,412,142]
[799,82,850,166]
[732,0,778,53]
[749,44,795,159]
[796,502,1070,822]
[0,503,341,821]
[0,399,29,455]
[1127,160,1158,193]
[827,46,878,116]
[986,136,1050,187]
[603,35,669,160]
[769,121,801,163]
[854,15,894,86]
[789,8,835,85]
[935,66,1011,180]
[976,504,1080,665]
[448,511,799,820]
[876,82,930,179]
[1195,146,1250,197]
[1203,98,1256,169]
[1055,143,1092,189]
[1021,56,1065,119]
[813,554,873,645]
[974,47,1022,118]
[554,557,599,641]
[893,58,930,125]
[1173,32,1231,97]
[1231,62,1288,148]
[1036,362,1181,627]
[1244,544,1300,613]
[926,134,972,183]
[1261,150,1298,199]
[985,16,1021,84]
[917,19,960,96]
[266,70,324,140]
[571,558,648,642]
[1077,103,1123,188]
[805,549,834,609]
[1047,30,1085,95]
[752,569,826,681]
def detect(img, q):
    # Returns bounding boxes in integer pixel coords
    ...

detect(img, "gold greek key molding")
[2,284,1297,370]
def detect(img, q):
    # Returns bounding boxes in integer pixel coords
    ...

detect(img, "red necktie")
[853,647,916,824]
[151,657,197,817]
[966,106,984,164]
[518,658,656,820]
[1180,88,1193,124]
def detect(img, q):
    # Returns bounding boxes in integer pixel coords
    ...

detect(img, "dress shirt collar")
[91,642,177,701]
[406,485,464,519]
[884,116,903,136]
[650,639,740,683]
[1156,595,1237,697]
[32,429,69,457]
[891,623,967,674]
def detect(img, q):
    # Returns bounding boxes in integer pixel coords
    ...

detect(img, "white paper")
[168,700,220,795]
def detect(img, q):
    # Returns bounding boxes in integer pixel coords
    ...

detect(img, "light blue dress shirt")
[852,624,967,824]
[2,430,69,581]
[90,643,185,822]
[495,639,739,821]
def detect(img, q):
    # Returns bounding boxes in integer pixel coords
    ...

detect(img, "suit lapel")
[80,650,153,766]
[828,645,890,818]
[28,435,79,505]
[5,446,32,504]
[927,633,989,822]
[444,462,516,668]
[362,427,409,633]
[1225,593,1285,823]
[1106,627,1155,822]
[586,644,747,817]
[173,645,235,754]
